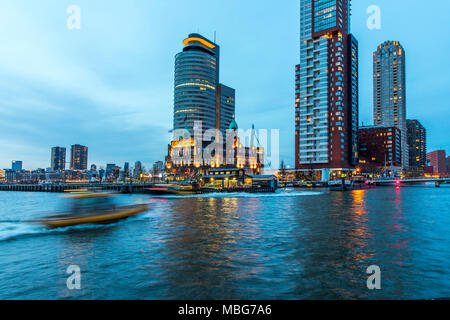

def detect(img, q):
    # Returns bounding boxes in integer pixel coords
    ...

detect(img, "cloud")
[0,1,174,169]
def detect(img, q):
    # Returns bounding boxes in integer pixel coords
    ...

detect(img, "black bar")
[0,300,448,318]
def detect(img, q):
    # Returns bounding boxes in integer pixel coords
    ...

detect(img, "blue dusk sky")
[0,0,449,170]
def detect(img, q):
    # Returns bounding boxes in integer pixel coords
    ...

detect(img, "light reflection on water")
[0,187,449,299]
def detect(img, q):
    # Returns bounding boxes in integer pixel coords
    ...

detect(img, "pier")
[278,178,450,190]
[0,183,154,193]
[371,178,450,187]
[1,178,447,194]
[0,183,276,194]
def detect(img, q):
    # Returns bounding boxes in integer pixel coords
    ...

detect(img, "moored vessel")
[34,192,149,228]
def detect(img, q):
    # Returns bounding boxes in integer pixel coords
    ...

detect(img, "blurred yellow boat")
[35,193,149,228]
[148,184,196,196]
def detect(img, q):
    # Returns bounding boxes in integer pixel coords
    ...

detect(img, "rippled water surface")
[0,186,449,299]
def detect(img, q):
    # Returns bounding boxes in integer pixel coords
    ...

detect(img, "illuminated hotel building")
[51,147,66,171]
[70,144,88,170]
[166,33,264,179]
[165,119,264,179]
[295,0,359,179]
[373,41,408,169]
[174,33,235,139]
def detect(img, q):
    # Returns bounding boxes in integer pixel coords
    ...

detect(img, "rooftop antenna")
[214,31,216,43]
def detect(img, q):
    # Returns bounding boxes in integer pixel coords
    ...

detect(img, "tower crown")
[229,118,238,131]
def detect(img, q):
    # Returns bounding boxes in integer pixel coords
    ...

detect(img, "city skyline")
[1,0,449,170]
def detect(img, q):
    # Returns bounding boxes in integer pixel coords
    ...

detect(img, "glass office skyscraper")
[295,0,359,179]
[174,33,235,139]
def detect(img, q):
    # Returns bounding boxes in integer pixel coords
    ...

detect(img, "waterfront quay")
[0,183,277,194]
[0,183,153,194]
[277,177,450,189]
[1,178,448,195]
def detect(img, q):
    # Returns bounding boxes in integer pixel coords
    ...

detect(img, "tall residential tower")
[70,144,88,170]
[51,147,66,171]
[373,41,408,169]
[295,0,359,180]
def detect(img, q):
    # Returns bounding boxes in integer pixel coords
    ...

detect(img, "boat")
[34,192,149,228]
[329,180,376,191]
[147,184,197,196]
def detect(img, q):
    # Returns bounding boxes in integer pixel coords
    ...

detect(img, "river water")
[0,186,449,300]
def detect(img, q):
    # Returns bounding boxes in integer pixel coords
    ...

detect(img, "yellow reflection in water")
[347,190,374,262]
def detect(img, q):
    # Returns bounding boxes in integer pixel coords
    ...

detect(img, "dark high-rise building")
[174,33,235,139]
[427,150,446,175]
[106,164,116,177]
[373,41,408,169]
[217,84,236,138]
[359,126,402,168]
[51,147,66,171]
[348,34,359,168]
[105,164,121,182]
[70,144,88,170]
[123,162,130,178]
[406,120,426,171]
[99,168,105,181]
[133,161,143,179]
[11,160,23,171]
[153,161,163,175]
[446,156,450,174]
[295,0,359,180]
